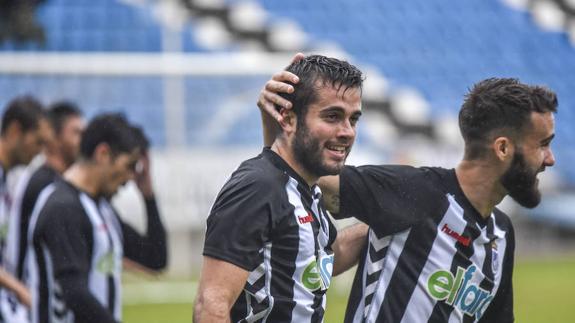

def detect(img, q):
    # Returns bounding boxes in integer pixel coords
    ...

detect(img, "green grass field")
[123,257,575,323]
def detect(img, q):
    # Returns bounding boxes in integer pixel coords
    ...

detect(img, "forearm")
[193,293,232,323]
[318,175,341,215]
[194,257,249,323]
[0,267,22,292]
[0,268,30,306]
[122,198,167,270]
[332,223,369,276]
[261,109,279,147]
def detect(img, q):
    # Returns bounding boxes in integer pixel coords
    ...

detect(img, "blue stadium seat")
[257,0,575,184]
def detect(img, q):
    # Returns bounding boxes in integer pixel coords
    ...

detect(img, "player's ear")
[93,143,112,164]
[493,136,514,162]
[4,121,23,141]
[278,108,297,135]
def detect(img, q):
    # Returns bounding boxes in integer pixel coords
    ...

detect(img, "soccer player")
[194,55,369,323]
[0,96,49,321]
[27,114,167,323]
[259,63,557,322]
[4,101,84,287]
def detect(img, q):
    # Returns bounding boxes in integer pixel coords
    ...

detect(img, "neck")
[45,152,69,174]
[455,159,507,219]
[63,162,101,197]
[271,140,318,187]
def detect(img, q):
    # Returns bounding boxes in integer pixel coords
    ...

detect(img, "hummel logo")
[298,213,314,224]
[441,224,471,247]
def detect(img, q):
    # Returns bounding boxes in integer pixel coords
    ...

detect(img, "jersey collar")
[262,147,319,192]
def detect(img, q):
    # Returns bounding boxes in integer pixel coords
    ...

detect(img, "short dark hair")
[131,125,150,151]
[80,113,139,159]
[47,101,83,135]
[1,96,45,136]
[278,55,364,123]
[459,78,558,160]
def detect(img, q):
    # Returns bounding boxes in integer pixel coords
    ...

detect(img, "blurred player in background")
[194,55,368,323]
[5,101,84,284]
[111,125,168,275]
[259,60,557,322]
[0,96,48,322]
[1,101,83,323]
[27,114,167,323]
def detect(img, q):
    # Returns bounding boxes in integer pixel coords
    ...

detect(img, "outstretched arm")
[319,175,341,215]
[193,257,249,323]
[332,223,368,276]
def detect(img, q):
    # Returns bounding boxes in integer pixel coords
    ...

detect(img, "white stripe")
[79,194,110,310]
[365,281,378,296]
[400,194,467,323]
[365,228,411,323]
[261,242,274,323]
[366,258,386,276]
[286,177,316,323]
[27,185,56,323]
[370,230,391,252]
[4,167,33,275]
[448,311,462,323]
[98,200,124,319]
[247,262,265,285]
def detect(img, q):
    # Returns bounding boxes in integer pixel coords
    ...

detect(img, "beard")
[292,121,347,178]
[500,151,542,208]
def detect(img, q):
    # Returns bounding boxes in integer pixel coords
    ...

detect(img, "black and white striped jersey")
[5,164,59,281]
[0,165,58,323]
[28,181,124,323]
[203,148,337,323]
[338,165,514,323]
[0,168,10,267]
[27,179,167,323]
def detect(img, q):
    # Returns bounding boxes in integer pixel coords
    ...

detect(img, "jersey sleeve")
[36,200,117,323]
[339,165,431,236]
[121,198,168,271]
[203,170,284,271]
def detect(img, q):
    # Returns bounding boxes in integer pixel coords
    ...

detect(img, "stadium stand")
[254,0,575,187]
[2,0,575,235]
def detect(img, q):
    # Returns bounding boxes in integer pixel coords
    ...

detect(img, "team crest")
[491,240,499,273]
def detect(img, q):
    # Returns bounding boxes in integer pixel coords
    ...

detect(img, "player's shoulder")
[39,181,84,217]
[227,153,288,192]
[28,165,59,189]
[348,164,449,185]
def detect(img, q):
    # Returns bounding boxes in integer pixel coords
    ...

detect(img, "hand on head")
[257,53,304,123]
[135,151,154,199]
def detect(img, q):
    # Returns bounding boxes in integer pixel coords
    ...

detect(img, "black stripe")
[36,243,50,323]
[480,218,496,290]
[343,240,368,323]
[107,276,115,314]
[428,211,482,323]
[377,227,435,322]
[375,219,442,322]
